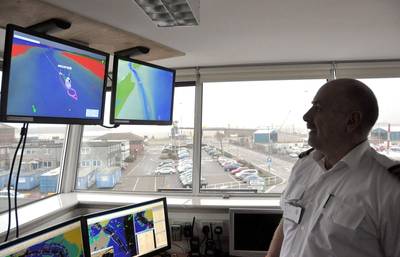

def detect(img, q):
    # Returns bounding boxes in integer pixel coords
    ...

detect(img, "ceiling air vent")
[133,0,200,27]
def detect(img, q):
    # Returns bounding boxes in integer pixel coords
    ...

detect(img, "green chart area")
[116,72,135,116]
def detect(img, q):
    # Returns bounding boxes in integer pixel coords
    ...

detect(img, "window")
[81,147,91,154]
[359,78,400,160]
[201,80,326,194]
[26,149,35,155]
[92,160,101,167]
[0,123,67,213]
[76,87,195,192]
[80,160,91,167]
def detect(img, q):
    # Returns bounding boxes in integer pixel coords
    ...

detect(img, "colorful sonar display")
[110,57,175,125]
[0,219,85,257]
[0,24,109,124]
[84,198,170,257]
[88,215,137,257]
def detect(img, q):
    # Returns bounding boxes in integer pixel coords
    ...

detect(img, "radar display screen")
[85,198,170,257]
[0,219,85,257]
[1,24,109,124]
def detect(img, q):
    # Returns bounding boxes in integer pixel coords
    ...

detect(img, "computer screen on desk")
[0,217,85,257]
[83,197,170,257]
[229,208,282,257]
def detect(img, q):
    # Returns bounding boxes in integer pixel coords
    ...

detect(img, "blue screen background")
[6,31,107,120]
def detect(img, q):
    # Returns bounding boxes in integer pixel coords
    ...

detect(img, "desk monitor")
[110,56,175,125]
[0,217,85,257]
[83,197,170,257]
[1,24,109,124]
[229,208,282,257]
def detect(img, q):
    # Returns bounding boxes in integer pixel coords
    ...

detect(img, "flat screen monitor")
[229,208,282,257]
[0,24,109,124]
[110,56,175,125]
[0,217,85,257]
[83,197,170,257]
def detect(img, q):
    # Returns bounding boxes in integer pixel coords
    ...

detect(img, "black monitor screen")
[110,56,175,125]
[0,24,109,124]
[83,197,170,257]
[229,208,282,257]
[0,218,85,257]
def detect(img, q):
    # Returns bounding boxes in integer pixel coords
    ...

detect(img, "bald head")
[323,78,379,136]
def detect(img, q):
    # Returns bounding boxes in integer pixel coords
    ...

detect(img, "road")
[206,141,297,193]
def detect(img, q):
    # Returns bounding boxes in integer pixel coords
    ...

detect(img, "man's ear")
[346,111,362,132]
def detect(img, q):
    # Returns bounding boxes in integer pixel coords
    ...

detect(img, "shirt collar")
[311,140,370,171]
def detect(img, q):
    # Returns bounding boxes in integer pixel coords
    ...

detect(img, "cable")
[4,123,26,242]
[100,124,119,129]
[14,123,29,238]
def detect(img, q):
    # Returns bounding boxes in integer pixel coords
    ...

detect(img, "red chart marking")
[62,52,105,79]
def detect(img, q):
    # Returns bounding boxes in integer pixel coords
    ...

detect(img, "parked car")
[224,163,242,171]
[235,169,258,179]
[180,175,207,188]
[158,163,175,169]
[230,166,249,175]
[158,159,175,166]
[155,167,176,175]
[243,174,263,183]
[177,164,193,173]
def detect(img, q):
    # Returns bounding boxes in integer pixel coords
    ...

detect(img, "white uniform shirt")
[280,141,400,257]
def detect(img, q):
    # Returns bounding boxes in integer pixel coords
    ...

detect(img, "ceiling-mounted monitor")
[0,24,109,124]
[110,56,175,125]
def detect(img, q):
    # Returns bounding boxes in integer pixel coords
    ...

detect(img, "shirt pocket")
[324,197,365,231]
[280,184,306,209]
[285,184,306,202]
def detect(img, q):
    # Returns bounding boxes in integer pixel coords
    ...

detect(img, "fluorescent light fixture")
[133,0,200,27]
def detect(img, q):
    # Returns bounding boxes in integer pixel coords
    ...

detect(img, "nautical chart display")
[110,57,175,125]
[0,219,85,257]
[84,198,170,257]
[1,24,109,124]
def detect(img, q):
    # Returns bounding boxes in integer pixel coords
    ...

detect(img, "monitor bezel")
[0,23,110,125]
[0,216,85,255]
[110,55,176,125]
[82,197,171,257]
[229,208,283,257]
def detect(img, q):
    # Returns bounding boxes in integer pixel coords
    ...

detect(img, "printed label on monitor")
[86,108,99,118]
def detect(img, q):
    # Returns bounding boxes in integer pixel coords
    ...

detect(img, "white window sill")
[0,192,280,235]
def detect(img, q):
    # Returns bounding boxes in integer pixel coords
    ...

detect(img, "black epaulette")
[388,164,400,181]
[298,148,314,159]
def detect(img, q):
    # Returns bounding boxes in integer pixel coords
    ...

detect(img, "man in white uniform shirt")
[266,78,400,257]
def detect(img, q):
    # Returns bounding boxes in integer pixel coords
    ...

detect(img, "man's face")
[303,84,350,153]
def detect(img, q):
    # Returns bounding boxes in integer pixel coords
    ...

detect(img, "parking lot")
[93,140,296,193]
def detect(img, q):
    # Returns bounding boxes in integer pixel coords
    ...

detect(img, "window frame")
[2,60,397,200]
